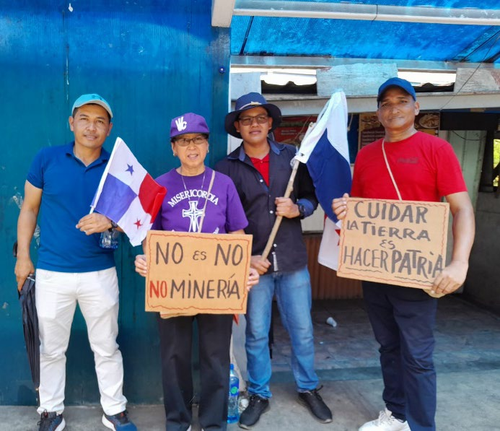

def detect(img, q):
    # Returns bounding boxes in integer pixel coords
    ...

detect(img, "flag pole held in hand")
[261,158,300,260]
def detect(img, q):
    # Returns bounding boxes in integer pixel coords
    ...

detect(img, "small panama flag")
[91,137,167,246]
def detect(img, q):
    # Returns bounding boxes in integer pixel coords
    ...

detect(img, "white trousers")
[36,267,127,415]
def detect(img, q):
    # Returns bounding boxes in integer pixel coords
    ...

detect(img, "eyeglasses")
[174,136,207,147]
[238,115,269,126]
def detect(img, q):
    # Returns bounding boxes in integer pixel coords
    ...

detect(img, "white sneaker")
[359,408,410,431]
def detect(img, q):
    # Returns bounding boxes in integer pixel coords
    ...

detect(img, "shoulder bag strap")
[382,140,402,201]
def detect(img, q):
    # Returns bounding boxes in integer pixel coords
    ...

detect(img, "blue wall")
[0,0,230,405]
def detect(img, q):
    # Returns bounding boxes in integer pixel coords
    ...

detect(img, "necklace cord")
[179,167,215,233]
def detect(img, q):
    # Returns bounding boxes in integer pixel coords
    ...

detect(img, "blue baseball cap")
[225,92,282,138]
[170,113,210,139]
[71,93,113,119]
[377,78,416,104]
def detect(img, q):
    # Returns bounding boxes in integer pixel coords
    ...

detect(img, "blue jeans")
[245,266,319,398]
[363,281,438,431]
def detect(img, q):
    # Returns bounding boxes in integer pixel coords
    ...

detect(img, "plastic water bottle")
[227,364,239,424]
[99,229,120,250]
[326,316,337,328]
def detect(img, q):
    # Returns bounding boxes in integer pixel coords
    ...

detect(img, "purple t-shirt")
[152,167,248,234]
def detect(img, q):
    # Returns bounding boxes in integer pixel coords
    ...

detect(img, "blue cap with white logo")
[377,78,416,104]
[71,93,113,118]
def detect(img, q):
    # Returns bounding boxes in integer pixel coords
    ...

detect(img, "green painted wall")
[0,0,230,405]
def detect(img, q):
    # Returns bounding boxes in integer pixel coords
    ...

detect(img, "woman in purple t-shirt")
[135,113,258,431]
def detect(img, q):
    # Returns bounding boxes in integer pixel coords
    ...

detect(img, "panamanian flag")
[91,137,167,246]
[295,91,352,270]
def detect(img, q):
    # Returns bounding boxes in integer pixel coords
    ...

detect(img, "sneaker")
[38,411,65,431]
[297,386,333,424]
[238,394,270,429]
[359,408,410,431]
[102,410,137,430]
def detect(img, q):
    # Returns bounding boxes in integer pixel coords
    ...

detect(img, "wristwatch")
[297,203,306,219]
[109,220,118,230]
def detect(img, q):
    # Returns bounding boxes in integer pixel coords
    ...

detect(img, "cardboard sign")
[145,231,252,316]
[337,198,449,289]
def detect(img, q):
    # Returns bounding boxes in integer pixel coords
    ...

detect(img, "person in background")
[14,94,136,431]
[134,112,259,431]
[333,77,475,431]
[216,93,333,429]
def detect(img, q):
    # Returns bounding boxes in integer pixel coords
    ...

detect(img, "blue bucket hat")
[72,93,113,118]
[170,112,210,139]
[377,78,416,104]
[225,92,282,138]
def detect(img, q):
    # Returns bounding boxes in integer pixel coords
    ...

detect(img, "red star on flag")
[134,219,143,229]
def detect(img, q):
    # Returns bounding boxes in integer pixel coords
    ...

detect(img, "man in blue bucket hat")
[15,94,136,431]
[217,92,333,429]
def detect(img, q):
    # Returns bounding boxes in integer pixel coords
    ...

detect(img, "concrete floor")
[3,296,500,430]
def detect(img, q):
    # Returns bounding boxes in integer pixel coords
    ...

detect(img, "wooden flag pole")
[262,158,300,260]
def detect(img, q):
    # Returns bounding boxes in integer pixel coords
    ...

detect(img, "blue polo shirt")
[27,142,115,272]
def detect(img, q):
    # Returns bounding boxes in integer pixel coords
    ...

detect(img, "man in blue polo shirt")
[14,94,136,431]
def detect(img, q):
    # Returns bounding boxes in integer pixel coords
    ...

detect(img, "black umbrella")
[14,242,40,390]
[18,274,40,390]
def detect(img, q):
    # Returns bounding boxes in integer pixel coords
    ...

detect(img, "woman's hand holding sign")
[135,254,147,277]
[246,268,260,291]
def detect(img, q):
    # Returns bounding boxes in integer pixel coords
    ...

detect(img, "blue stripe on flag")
[306,130,352,222]
[94,174,137,222]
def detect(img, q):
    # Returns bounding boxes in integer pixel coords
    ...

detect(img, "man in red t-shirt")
[333,78,475,431]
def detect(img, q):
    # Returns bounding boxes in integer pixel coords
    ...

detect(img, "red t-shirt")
[351,132,467,201]
[250,153,270,186]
